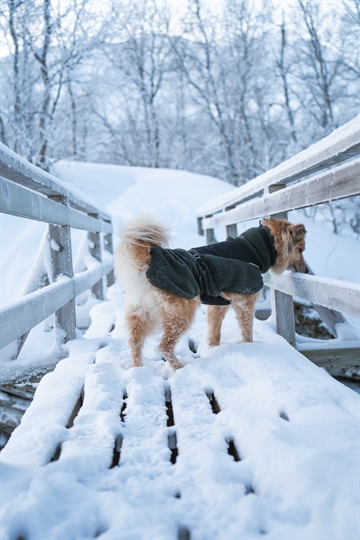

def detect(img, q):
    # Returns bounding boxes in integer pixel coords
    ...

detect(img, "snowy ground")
[1,162,359,539]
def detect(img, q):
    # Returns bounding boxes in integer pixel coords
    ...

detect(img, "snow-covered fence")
[0,143,114,357]
[196,116,360,367]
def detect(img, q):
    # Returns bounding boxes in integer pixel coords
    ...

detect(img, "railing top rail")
[196,115,360,217]
[0,142,112,223]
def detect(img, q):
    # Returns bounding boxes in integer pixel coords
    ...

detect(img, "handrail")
[0,142,111,221]
[0,143,114,358]
[195,116,360,367]
[197,115,360,217]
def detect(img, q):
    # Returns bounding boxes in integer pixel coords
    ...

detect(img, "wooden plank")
[205,228,217,245]
[203,158,360,229]
[1,177,112,233]
[264,272,360,319]
[226,223,237,238]
[74,260,113,297]
[104,233,115,287]
[0,260,113,349]
[0,142,112,222]
[197,115,360,217]
[88,230,104,300]
[0,279,74,349]
[305,262,345,337]
[271,288,296,346]
[268,186,295,345]
[299,347,360,368]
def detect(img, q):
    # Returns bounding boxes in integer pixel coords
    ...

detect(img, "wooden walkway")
[1,294,359,540]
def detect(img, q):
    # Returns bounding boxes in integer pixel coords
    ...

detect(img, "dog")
[115,214,307,371]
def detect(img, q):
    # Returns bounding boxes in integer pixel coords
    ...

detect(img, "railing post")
[203,215,216,244]
[49,217,76,343]
[197,217,204,236]
[88,215,104,300]
[268,184,296,346]
[104,230,115,287]
[226,223,237,238]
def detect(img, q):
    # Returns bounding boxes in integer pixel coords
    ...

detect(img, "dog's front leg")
[207,304,230,346]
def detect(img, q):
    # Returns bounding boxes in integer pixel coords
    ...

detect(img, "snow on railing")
[0,142,114,359]
[196,116,360,367]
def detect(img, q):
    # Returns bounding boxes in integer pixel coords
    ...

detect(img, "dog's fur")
[115,215,307,370]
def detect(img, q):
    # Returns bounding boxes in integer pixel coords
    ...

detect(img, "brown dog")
[115,215,306,370]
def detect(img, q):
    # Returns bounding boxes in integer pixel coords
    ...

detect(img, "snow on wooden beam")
[0,142,112,223]
[0,260,113,349]
[202,158,360,229]
[0,176,112,233]
[263,271,360,320]
[196,114,360,217]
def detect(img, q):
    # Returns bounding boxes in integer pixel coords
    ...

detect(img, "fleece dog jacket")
[146,225,277,305]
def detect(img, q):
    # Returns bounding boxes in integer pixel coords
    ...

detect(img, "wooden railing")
[0,143,114,358]
[196,116,360,367]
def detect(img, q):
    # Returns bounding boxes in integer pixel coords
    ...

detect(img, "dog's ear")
[289,224,306,242]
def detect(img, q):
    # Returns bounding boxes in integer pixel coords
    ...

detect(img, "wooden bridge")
[0,117,359,540]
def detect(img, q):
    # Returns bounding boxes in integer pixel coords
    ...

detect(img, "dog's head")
[262,218,307,274]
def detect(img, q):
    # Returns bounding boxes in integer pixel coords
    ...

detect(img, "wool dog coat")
[146,225,277,305]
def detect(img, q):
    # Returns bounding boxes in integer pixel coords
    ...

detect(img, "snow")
[1,160,360,539]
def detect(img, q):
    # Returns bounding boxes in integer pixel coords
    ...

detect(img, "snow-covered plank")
[0,260,113,349]
[202,158,360,228]
[0,176,112,233]
[264,271,360,319]
[1,294,359,540]
[197,114,360,217]
[0,142,112,222]
[0,353,95,467]
[299,346,360,367]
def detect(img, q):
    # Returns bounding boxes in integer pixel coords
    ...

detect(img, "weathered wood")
[0,142,112,222]
[197,115,360,217]
[104,233,115,287]
[197,217,204,236]
[202,158,360,229]
[305,262,345,337]
[1,176,112,233]
[268,185,295,345]
[205,228,217,245]
[88,229,104,300]
[0,260,113,349]
[226,223,237,238]
[271,289,296,346]
[264,272,360,319]
[299,347,360,367]
[49,222,76,342]
[74,260,113,297]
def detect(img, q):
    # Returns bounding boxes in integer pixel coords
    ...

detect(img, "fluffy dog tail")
[115,214,172,278]
[119,214,172,248]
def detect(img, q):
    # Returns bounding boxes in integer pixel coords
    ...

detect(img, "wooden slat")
[299,347,360,367]
[0,260,113,349]
[1,177,112,233]
[0,142,112,222]
[264,272,360,319]
[88,230,104,300]
[202,158,360,228]
[197,115,360,217]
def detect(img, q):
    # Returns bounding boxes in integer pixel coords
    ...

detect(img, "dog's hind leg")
[159,296,199,370]
[126,308,156,368]
[207,304,230,346]
[231,292,260,343]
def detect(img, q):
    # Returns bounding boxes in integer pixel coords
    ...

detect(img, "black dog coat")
[146,225,277,305]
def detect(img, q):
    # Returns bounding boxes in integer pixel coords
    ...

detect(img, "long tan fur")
[115,215,307,370]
